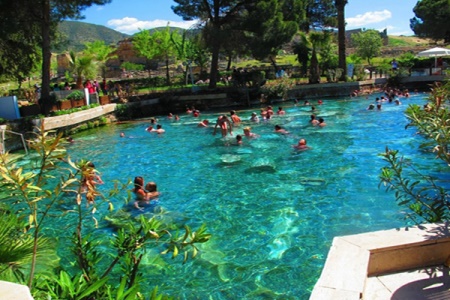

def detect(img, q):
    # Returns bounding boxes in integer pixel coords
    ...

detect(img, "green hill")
[56,21,129,52]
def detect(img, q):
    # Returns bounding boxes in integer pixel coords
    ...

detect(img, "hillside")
[388,35,432,47]
[56,21,129,52]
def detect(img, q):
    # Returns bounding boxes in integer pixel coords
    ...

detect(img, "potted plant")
[99,94,110,105]
[58,98,73,110]
[67,90,86,108]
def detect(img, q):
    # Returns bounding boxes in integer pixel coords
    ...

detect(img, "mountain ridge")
[56,20,130,52]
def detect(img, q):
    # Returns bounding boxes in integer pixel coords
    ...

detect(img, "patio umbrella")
[417,47,450,68]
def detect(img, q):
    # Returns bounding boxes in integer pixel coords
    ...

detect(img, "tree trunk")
[40,0,51,115]
[226,55,232,71]
[165,57,170,85]
[208,20,223,89]
[208,39,220,89]
[336,0,348,82]
[269,55,278,74]
[309,49,320,84]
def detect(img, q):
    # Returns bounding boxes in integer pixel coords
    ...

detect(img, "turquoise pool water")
[63,93,439,299]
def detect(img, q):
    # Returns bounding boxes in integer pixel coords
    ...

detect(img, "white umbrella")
[417,47,450,68]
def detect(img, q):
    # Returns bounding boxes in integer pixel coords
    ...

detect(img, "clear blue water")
[60,92,440,299]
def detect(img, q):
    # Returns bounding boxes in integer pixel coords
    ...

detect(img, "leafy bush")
[115,104,132,120]
[121,61,145,71]
[65,90,84,101]
[260,77,295,100]
[0,126,211,298]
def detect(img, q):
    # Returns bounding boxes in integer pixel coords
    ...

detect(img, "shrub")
[260,77,295,100]
[65,90,84,100]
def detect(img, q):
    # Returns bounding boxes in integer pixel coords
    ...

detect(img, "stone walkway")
[365,266,450,300]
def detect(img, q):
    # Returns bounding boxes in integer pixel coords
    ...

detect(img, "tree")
[171,29,211,84]
[308,31,332,84]
[132,30,158,77]
[300,0,337,32]
[36,0,112,114]
[292,32,311,77]
[410,0,450,43]
[352,29,383,65]
[133,26,179,85]
[69,51,97,88]
[84,40,117,80]
[153,26,179,85]
[220,26,249,71]
[335,0,347,81]
[243,0,302,71]
[172,0,256,89]
[0,0,42,85]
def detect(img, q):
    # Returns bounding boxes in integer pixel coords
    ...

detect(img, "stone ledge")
[310,223,450,300]
[33,104,117,131]
[0,280,33,299]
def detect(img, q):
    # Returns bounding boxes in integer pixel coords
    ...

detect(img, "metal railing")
[0,129,28,155]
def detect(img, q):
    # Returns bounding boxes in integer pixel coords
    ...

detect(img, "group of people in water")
[129,102,327,208]
[127,86,413,208]
[132,176,160,209]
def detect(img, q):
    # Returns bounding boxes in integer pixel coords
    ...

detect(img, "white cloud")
[375,25,412,36]
[107,17,197,34]
[346,10,392,28]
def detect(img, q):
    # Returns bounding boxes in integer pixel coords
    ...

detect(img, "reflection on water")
[51,93,439,299]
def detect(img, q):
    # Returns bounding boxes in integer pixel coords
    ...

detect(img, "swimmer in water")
[293,139,310,150]
[213,115,233,137]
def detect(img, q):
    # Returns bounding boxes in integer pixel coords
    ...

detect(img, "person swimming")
[133,178,160,209]
[274,125,289,134]
[198,119,209,127]
[243,127,259,138]
[293,139,310,150]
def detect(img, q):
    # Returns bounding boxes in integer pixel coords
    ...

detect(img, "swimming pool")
[63,93,438,299]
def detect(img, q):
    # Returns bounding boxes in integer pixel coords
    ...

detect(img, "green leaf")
[76,276,109,299]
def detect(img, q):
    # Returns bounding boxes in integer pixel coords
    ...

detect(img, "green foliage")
[133,26,178,85]
[65,90,85,100]
[352,29,383,65]
[0,124,211,298]
[121,62,145,71]
[292,32,311,76]
[385,74,403,89]
[388,37,416,47]
[410,0,450,42]
[115,104,132,120]
[260,77,295,100]
[84,40,118,79]
[69,51,97,88]
[379,81,450,224]
[0,0,42,84]
[0,207,56,283]
[379,148,450,223]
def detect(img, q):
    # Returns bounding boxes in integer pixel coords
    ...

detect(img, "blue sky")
[80,0,419,36]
